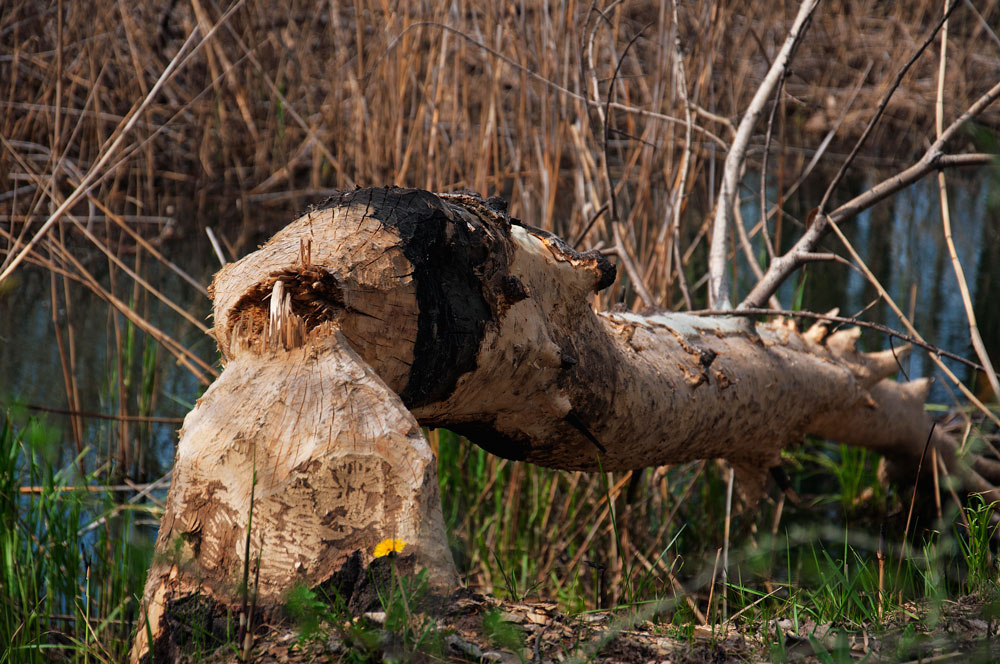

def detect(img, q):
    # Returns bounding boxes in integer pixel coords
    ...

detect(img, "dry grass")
[2,0,997,258]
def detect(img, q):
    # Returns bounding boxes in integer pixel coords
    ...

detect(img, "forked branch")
[740,79,1000,311]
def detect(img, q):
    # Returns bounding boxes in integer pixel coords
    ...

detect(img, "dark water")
[779,170,1000,402]
[1,171,998,475]
[0,234,219,476]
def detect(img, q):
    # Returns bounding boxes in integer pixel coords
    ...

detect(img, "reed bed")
[2,1,996,248]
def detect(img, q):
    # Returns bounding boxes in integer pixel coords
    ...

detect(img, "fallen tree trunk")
[134,187,1000,661]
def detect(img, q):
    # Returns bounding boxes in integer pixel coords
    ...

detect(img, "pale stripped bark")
[134,187,1000,661]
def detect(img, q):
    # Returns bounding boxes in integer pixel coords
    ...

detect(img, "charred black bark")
[316,188,497,406]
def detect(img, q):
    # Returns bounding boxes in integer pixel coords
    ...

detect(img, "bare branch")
[800,252,853,267]
[827,151,996,225]
[691,102,736,138]
[707,0,819,309]
[739,147,998,311]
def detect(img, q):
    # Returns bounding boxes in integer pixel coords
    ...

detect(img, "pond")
[790,169,999,404]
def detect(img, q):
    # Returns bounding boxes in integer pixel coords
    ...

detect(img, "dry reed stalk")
[934,2,1000,400]
[1,2,245,283]
[4,138,213,337]
[34,225,217,384]
[6,1,990,253]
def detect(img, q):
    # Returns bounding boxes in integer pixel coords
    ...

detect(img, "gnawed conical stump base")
[134,187,1000,661]
[132,329,456,662]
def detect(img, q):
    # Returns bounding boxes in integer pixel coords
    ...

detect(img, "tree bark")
[133,187,1000,661]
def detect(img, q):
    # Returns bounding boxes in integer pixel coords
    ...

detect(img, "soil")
[200,588,1000,663]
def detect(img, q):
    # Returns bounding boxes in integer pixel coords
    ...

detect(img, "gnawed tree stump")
[131,328,455,662]
[133,187,1000,661]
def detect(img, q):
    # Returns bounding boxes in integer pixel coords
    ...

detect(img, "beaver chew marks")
[226,265,345,348]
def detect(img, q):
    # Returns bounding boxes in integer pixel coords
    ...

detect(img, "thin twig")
[572,204,608,249]
[816,0,962,216]
[759,70,784,260]
[784,60,873,205]
[663,0,696,311]
[897,424,937,579]
[824,218,1000,428]
[77,471,173,536]
[725,587,782,626]
[690,308,986,373]
[19,482,169,494]
[964,0,1000,49]
[19,403,184,424]
[583,8,654,308]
